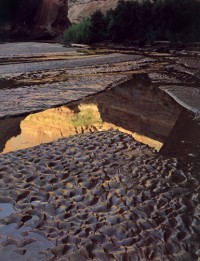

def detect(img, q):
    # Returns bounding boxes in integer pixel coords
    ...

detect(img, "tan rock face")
[2,102,163,154]
[68,0,119,23]
[34,0,69,33]
[2,104,104,153]
[35,0,64,26]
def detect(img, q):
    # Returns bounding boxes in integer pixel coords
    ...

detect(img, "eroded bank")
[1,74,183,154]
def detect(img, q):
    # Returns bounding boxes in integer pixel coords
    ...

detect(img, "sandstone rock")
[13,0,70,39]
[68,0,119,23]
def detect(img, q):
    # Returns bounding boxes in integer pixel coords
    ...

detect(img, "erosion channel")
[1,74,182,154]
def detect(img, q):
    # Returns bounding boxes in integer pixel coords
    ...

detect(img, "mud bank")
[0,43,200,260]
[1,74,182,154]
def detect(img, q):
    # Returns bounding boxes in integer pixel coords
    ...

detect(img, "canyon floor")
[0,42,199,260]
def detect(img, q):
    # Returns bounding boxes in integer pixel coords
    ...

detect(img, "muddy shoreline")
[0,42,199,260]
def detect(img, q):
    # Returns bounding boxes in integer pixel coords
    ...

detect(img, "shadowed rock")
[12,0,70,39]
[0,116,25,152]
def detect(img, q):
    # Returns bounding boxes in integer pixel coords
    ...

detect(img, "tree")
[88,10,107,43]
[64,18,91,43]
[64,0,200,44]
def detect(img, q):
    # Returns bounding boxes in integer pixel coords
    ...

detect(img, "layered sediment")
[2,74,182,153]
[0,42,200,260]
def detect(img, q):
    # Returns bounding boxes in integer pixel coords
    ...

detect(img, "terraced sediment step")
[160,86,200,114]
[0,75,128,118]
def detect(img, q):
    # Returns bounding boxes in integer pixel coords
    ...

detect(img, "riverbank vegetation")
[64,0,200,44]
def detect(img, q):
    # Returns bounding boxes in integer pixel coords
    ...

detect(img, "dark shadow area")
[0,116,25,152]
[0,0,70,41]
[161,109,200,176]
[96,74,182,142]
[0,79,20,90]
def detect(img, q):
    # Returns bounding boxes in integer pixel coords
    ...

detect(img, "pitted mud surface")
[0,42,200,261]
[0,131,199,260]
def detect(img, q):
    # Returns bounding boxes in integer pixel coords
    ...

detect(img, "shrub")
[64,18,91,44]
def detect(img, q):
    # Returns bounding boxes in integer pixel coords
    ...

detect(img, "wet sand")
[0,130,199,260]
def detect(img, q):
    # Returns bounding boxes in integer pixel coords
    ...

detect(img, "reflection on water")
[2,104,103,153]
[3,104,162,153]
[2,74,182,153]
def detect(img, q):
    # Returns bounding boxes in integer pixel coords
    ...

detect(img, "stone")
[11,0,70,39]
[68,0,119,23]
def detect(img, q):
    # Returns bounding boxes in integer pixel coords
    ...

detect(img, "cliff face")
[5,0,70,39]
[34,0,69,34]
[68,0,119,23]
[160,109,200,175]
[1,0,119,37]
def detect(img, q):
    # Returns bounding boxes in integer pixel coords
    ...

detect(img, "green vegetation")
[64,0,200,44]
[71,104,103,127]
[64,18,91,44]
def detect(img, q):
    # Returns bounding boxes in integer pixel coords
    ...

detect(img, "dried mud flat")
[0,42,200,261]
[0,131,199,261]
